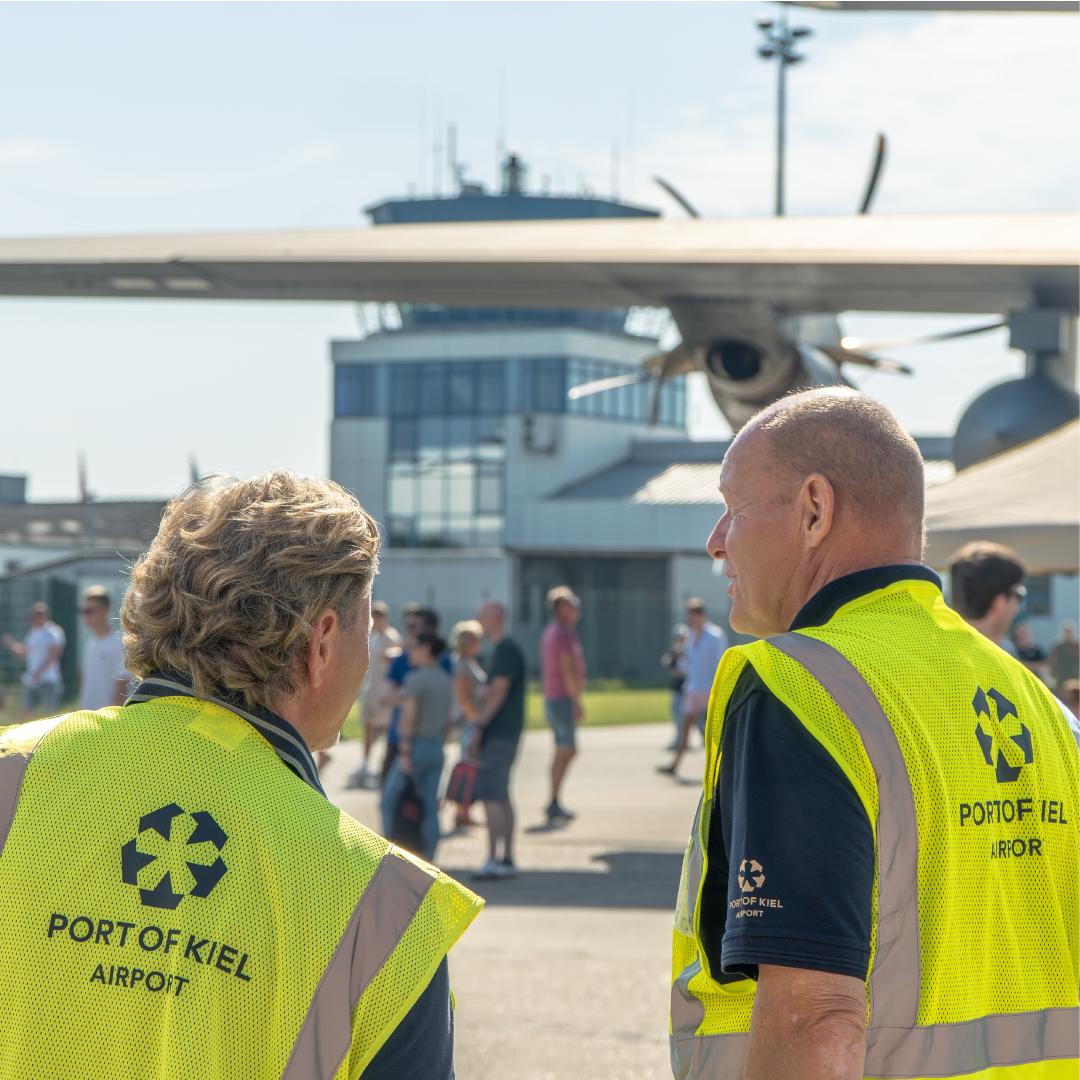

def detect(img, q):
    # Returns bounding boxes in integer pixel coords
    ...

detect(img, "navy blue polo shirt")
[698,565,942,983]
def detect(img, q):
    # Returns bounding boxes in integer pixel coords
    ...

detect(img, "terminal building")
[0,157,1074,688]
[331,158,735,679]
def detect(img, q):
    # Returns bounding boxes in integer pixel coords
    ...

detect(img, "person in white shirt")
[345,600,402,788]
[78,586,129,712]
[2,601,66,720]
[658,598,727,778]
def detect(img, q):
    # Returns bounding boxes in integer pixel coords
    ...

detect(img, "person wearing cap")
[2,601,66,720]
[78,585,129,711]
[539,586,587,824]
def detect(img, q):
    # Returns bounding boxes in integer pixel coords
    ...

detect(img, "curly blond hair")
[121,471,380,710]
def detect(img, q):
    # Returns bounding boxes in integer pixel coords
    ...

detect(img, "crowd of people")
[5,542,1074,872]
[342,588,584,878]
[946,540,1080,717]
[2,587,129,720]
[1,391,1077,1079]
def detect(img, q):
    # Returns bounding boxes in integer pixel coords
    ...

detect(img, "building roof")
[0,500,166,556]
[552,438,956,504]
[924,419,1078,573]
[366,193,660,226]
[0,548,142,582]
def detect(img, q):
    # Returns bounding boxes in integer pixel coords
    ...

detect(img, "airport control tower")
[330,155,699,678]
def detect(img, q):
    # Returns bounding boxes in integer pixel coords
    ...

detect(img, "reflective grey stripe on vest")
[865,1005,1080,1078]
[280,849,437,1080]
[671,956,706,1080]
[671,1008,1080,1080]
[0,753,31,860]
[671,1029,747,1080]
[685,796,704,923]
[769,631,922,1032]
[0,715,67,860]
[671,635,1080,1077]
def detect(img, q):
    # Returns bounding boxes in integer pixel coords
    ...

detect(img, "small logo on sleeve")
[738,859,765,893]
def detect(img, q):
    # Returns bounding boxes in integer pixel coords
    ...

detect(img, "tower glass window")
[334,356,684,548]
[389,414,506,548]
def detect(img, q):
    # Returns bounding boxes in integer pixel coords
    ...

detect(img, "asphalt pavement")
[323,721,706,1080]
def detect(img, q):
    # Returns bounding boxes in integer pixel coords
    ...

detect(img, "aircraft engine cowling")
[668,300,851,432]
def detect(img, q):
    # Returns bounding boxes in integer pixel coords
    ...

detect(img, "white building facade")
[329,317,741,679]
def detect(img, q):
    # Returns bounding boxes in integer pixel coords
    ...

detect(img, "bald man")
[469,602,527,880]
[670,389,1078,1080]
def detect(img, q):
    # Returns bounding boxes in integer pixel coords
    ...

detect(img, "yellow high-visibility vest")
[0,695,483,1079]
[671,578,1079,1080]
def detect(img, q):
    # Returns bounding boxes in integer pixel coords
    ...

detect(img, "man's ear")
[304,609,339,689]
[986,591,1012,626]
[800,473,835,550]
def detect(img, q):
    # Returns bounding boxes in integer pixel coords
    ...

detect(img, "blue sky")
[0,1,1075,499]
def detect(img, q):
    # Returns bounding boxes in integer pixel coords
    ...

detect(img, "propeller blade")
[643,342,694,380]
[647,343,694,424]
[653,177,701,219]
[567,372,649,400]
[649,377,663,426]
[859,133,887,215]
[819,346,912,375]
[839,320,1005,352]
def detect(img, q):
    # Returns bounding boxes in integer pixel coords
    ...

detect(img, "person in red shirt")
[539,586,587,824]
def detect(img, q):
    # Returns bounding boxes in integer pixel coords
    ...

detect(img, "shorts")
[473,737,519,803]
[681,689,710,720]
[22,682,62,716]
[545,697,577,749]
[361,695,386,730]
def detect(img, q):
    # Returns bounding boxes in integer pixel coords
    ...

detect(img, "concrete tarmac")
[323,722,705,1080]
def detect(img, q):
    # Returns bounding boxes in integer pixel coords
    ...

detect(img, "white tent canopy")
[924,420,1079,574]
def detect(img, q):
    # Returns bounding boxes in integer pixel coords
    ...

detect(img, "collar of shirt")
[125,670,325,797]
[789,564,943,633]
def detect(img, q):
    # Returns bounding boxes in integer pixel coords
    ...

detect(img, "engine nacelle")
[668,300,849,431]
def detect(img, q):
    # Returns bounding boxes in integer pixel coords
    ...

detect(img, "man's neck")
[783,546,921,633]
[965,614,1006,646]
[93,625,112,639]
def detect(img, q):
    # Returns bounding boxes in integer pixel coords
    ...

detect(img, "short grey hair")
[751,388,925,532]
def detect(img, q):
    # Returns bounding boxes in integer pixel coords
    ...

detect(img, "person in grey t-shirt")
[380,631,452,860]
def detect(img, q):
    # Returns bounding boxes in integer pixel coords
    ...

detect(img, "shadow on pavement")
[442,850,684,910]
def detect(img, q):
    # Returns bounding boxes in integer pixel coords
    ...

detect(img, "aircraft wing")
[0,211,1074,314]
[785,2,1078,10]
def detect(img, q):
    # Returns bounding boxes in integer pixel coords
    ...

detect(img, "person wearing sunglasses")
[78,586,130,711]
[947,541,1028,648]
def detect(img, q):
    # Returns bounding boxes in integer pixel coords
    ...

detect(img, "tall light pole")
[756,13,811,216]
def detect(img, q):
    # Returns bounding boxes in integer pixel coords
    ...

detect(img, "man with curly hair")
[0,472,483,1080]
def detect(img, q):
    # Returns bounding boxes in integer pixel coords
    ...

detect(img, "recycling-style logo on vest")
[738,859,765,893]
[121,803,228,910]
[972,686,1033,783]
